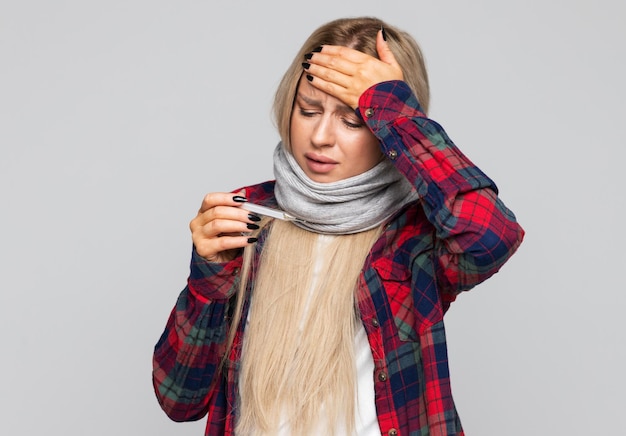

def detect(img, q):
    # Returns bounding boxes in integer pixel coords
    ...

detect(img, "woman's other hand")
[189,190,260,262]
[303,29,403,109]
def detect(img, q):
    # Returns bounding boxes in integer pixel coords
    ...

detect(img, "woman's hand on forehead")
[303,30,403,109]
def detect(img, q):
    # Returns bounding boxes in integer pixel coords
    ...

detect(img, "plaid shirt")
[153,81,524,435]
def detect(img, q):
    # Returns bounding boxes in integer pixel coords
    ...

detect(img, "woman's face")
[289,78,382,183]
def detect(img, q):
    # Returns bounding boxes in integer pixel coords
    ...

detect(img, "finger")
[194,234,255,262]
[199,213,246,237]
[377,30,404,84]
[312,45,368,63]
[190,209,259,257]
[192,204,258,233]
[376,29,398,67]
[306,51,361,78]
[198,190,246,214]
[304,62,353,90]
[304,73,361,109]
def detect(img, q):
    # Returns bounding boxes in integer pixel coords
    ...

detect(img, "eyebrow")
[296,93,321,107]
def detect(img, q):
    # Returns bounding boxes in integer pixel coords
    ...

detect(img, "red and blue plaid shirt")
[153,81,524,435]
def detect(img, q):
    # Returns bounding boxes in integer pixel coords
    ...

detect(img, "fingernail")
[301,62,310,69]
[306,74,313,82]
[304,53,313,60]
[247,237,258,244]
[248,213,261,222]
[381,26,388,41]
[247,223,260,230]
[312,46,323,52]
[233,195,247,202]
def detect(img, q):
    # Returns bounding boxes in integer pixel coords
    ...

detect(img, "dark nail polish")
[247,223,260,230]
[302,62,310,69]
[248,213,261,222]
[304,53,313,60]
[306,74,313,82]
[381,26,387,41]
[233,195,247,203]
[312,46,323,52]
[247,237,258,244]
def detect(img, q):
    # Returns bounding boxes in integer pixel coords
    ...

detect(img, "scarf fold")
[273,143,419,234]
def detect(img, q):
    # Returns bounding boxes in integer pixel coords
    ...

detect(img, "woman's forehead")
[295,79,352,113]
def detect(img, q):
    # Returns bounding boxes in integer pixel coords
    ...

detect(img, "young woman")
[152,16,524,436]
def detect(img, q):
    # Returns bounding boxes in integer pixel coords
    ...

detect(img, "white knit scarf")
[273,143,419,234]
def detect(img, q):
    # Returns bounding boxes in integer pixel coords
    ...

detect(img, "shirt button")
[378,371,388,382]
[372,318,379,328]
[364,107,375,117]
[387,150,398,160]
[388,429,398,436]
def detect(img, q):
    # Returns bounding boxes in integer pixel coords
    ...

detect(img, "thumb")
[376,28,398,66]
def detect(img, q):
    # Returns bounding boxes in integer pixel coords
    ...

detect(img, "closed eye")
[342,118,364,129]
[299,109,318,117]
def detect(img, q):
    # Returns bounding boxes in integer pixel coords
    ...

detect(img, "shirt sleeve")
[358,80,524,299]
[152,248,242,422]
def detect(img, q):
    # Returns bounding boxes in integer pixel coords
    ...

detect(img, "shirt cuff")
[188,248,243,303]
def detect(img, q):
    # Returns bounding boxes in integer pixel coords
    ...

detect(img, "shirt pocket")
[372,252,443,342]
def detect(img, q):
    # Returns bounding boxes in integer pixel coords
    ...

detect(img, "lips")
[304,153,338,174]
[305,153,337,164]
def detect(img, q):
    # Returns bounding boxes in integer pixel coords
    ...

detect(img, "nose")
[310,115,335,148]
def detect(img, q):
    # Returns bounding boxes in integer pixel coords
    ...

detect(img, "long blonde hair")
[230,220,381,435]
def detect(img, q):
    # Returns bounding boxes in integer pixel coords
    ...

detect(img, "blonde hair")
[234,220,382,435]
[273,16,430,148]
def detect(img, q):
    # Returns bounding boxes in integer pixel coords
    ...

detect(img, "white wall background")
[1,1,624,434]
